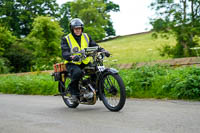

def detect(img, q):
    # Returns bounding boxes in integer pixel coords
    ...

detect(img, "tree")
[60,0,120,40]
[104,0,120,36]
[0,25,16,55]
[104,20,116,37]
[4,43,34,72]
[0,25,16,73]
[0,0,59,37]
[59,2,71,34]
[70,0,108,41]
[0,58,10,73]
[0,25,35,73]
[27,16,63,69]
[150,0,200,58]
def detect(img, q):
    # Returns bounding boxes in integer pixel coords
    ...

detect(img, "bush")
[4,44,34,73]
[119,65,200,100]
[0,58,10,74]
[159,67,200,99]
[0,26,16,52]
[119,65,169,98]
[28,16,63,69]
[1,66,200,100]
[0,73,58,95]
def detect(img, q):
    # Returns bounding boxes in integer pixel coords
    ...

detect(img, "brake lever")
[98,51,111,57]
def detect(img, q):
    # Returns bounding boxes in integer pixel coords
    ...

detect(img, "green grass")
[0,73,58,95]
[99,32,176,64]
[2,32,199,100]
[119,65,200,100]
[0,66,200,100]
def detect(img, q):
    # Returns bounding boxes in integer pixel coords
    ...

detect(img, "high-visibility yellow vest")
[64,33,91,65]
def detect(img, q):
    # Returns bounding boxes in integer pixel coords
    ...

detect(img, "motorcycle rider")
[61,18,110,102]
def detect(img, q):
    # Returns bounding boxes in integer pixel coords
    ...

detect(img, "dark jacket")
[61,33,99,61]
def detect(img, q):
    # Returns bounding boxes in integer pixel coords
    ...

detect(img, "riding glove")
[72,55,80,61]
[98,47,110,57]
[104,51,110,57]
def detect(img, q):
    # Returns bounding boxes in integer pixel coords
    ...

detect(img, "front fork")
[96,68,119,100]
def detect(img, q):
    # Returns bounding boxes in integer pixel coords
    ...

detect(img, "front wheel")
[100,72,126,112]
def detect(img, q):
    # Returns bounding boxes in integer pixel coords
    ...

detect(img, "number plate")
[97,66,106,72]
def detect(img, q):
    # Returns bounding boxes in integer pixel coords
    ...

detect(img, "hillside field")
[99,32,176,65]
[1,32,200,100]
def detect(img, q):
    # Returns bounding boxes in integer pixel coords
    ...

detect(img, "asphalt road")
[0,94,200,133]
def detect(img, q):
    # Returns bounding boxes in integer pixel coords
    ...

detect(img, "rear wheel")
[59,78,79,108]
[100,72,126,112]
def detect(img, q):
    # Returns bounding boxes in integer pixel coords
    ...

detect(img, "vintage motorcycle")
[52,46,126,112]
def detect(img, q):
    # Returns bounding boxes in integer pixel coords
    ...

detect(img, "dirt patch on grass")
[0,70,53,76]
[118,57,200,69]
[1,57,200,75]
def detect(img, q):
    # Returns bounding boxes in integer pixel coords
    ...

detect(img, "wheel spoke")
[106,76,114,87]
[104,79,110,91]
[103,74,121,107]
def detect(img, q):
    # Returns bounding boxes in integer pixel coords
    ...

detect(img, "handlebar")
[71,47,109,62]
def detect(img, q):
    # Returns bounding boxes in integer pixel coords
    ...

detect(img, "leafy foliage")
[27,16,64,70]
[104,20,116,37]
[0,73,57,95]
[60,0,119,40]
[104,0,120,12]
[4,43,34,72]
[150,0,200,57]
[0,25,16,73]
[0,58,10,74]
[0,0,119,73]
[103,0,120,36]
[1,66,200,100]
[120,65,200,99]
[70,0,108,41]
[59,2,71,34]
[161,67,200,99]
[120,65,169,98]
[0,0,59,37]
[0,25,16,55]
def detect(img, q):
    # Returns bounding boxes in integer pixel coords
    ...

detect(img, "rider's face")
[73,27,82,36]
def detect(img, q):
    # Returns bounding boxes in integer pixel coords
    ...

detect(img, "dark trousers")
[66,63,87,95]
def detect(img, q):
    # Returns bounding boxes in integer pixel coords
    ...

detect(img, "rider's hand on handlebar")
[101,50,110,57]
[104,51,110,57]
[71,55,80,61]
[98,47,110,57]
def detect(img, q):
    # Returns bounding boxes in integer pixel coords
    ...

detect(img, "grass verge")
[0,65,200,100]
[0,73,57,95]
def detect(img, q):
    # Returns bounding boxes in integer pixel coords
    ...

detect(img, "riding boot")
[68,80,80,95]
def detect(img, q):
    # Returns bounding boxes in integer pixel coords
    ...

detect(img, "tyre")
[59,78,79,108]
[100,72,126,112]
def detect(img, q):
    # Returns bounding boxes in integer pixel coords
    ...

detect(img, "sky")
[56,0,154,36]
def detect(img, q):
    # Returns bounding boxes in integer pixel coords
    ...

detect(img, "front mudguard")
[103,68,118,74]
[96,68,118,85]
